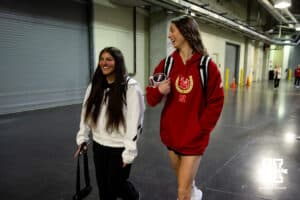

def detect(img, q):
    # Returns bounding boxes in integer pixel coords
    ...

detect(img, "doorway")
[225,42,240,85]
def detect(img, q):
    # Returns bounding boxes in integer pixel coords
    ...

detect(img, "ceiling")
[259,0,300,43]
[290,0,300,15]
[104,0,300,45]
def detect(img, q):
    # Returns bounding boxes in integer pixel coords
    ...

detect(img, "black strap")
[199,55,210,91]
[73,144,92,200]
[75,155,81,193]
[164,55,173,76]
[199,55,211,106]
[83,150,91,187]
[75,150,91,191]
[125,75,131,84]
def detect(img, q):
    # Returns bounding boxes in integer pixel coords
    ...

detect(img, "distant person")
[146,15,224,200]
[74,47,145,200]
[274,64,281,88]
[295,64,300,88]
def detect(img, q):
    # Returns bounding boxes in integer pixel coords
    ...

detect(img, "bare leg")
[177,155,201,200]
[168,150,181,177]
[168,150,201,200]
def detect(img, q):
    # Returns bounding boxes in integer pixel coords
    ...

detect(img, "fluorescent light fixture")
[239,25,245,30]
[274,0,291,9]
[295,24,300,31]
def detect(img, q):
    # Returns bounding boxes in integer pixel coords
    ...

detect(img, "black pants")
[274,78,280,88]
[93,142,139,200]
[295,77,300,86]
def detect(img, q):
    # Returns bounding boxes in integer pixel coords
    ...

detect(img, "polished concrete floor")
[0,81,300,200]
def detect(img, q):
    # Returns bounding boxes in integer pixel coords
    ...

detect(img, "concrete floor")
[0,80,300,200]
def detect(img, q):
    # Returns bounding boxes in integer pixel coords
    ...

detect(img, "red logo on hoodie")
[175,75,193,94]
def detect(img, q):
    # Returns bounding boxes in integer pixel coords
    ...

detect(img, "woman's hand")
[74,142,88,159]
[158,78,171,95]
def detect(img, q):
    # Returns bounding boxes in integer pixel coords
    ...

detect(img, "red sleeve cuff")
[146,86,163,106]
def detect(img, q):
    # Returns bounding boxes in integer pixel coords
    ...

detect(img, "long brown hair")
[171,15,207,55]
[84,47,128,132]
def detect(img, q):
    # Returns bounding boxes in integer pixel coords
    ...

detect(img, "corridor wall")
[0,0,89,114]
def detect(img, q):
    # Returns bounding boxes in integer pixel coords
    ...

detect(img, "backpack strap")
[163,55,174,77]
[120,75,131,103]
[199,55,211,105]
[125,75,131,83]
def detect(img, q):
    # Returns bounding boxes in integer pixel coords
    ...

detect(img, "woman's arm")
[145,59,166,106]
[198,61,224,134]
[76,85,92,146]
[122,81,145,164]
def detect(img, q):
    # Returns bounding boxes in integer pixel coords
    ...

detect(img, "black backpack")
[163,54,211,104]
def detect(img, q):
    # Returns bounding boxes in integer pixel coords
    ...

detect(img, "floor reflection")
[201,81,300,199]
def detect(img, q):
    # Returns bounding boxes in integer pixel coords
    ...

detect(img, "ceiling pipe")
[257,0,288,24]
[143,0,298,45]
[267,0,299,42]
[282,8,298,24]
[267,0,298,24]
[258,0,300,45]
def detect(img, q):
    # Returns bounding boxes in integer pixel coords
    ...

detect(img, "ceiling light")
[166,10,174,15]
[274,0,291,9]
[295,24,300,31]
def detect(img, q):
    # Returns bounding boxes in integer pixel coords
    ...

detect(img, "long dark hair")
[171,15,207,55]
[84,47,128,132]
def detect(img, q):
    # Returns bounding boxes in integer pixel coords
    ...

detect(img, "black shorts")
[167,146,202,156]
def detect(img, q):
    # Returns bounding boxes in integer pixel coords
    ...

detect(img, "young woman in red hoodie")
[294,64,300,88]
[146,15,224,200]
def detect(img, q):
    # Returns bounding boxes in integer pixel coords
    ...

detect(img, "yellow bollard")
[239,68,244,87]
[225,68,229,89]
[288,68,292,81]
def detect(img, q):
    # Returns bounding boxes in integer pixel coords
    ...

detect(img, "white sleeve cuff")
[122,147,137,164]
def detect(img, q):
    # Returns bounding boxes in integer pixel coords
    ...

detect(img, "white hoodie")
[76,78,145,164]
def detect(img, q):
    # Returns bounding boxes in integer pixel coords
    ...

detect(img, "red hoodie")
[146,50,224,155]
[295,68,300,78]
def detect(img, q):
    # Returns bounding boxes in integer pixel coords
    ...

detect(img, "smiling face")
[99,51,116,83]
[168,23,187,50]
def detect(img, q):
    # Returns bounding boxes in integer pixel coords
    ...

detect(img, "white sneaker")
[176,181,203,200]
[191,185,203,200]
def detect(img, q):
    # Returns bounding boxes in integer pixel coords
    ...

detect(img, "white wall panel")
[93,4,148,90]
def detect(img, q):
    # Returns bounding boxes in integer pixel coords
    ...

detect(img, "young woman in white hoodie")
[74,47,144,200]
[274,64,281,88]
